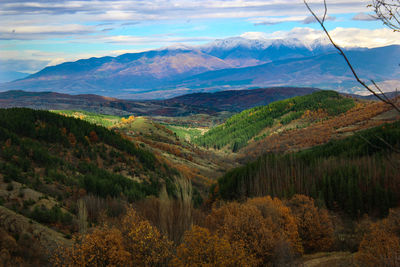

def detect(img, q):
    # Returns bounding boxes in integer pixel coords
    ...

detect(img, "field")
[164,125,204,142]
[51,110,122,128]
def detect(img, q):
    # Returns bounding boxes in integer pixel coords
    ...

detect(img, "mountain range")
[1,37,399,99]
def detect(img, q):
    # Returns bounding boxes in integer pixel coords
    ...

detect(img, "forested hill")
[212,120,400,218]
[0,108,180,230]
[195,90,355,151]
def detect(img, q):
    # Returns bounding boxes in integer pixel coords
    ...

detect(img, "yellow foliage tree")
[287,194,334,253]
[121,208,173,266]
[171,225,254,267]
[356,209,400,267]
[205,199,301,266]
[247,196,303,256]
[53,226,131,267]
[356,224,400,267]
[52,207,173,267]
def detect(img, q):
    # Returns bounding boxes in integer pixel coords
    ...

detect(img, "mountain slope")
[180,45,400,94]
[200,37,333,67]
[2,38,396,99]
[1,48,232,96]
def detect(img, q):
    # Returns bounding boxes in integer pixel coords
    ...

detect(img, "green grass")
[51,110,122,128]
[165,125,203,141]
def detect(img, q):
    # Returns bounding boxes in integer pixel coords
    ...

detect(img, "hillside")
[0,108,184,235]
[211,119,400,218]
[195,90,355,151]
[163,87,318,112]
[45,110,235,194]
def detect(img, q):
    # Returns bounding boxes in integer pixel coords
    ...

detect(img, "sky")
[0,0,399,75]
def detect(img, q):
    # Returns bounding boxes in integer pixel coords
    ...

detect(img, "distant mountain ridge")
[0,87,319,116]
[1,36,398,99]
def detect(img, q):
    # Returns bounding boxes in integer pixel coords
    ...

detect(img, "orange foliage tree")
[205,198,302,266]
[247,196,303,256]
[171,225,254,267]
[121,208,173,266]
[287,194,334,253]
[52,207,172,267]
[356,209,400,267]
[89,130,98,143]
[52,226,131,266]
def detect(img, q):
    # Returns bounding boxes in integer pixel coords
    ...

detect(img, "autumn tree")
[356,225,400,266]
[247,196,303,256]
[205,198,302,266]
[356,209,400,266]
[171,225,254,267]
[121,207,173,266]
[52,207,173,267]
[89,130,98,143]
[52,226,131,267]
[287,194,334,253]
[205,202,274,266]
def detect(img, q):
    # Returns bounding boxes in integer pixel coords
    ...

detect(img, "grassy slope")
[51,109,122,128]
[115,116,237,192]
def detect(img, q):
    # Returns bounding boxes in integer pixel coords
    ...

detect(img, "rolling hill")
[0,87,319,116]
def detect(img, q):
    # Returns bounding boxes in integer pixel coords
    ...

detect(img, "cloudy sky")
[0,0,399,75]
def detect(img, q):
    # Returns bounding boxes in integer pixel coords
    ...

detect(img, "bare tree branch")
[303,0,400,113]
[371,0,400,32]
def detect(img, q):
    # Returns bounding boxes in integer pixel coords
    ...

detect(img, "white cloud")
[0,0,370,22]
[102,35,215,45]
[241,27,400,48]
[352,12,377,21]
[0,24,96,40]
[330,27,400,48]
[302,15,336,24]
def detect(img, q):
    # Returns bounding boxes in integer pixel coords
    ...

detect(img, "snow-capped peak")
[201,37,271,50]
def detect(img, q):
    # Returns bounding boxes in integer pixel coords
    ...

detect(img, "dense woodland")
[195,91,355,151]
[213,120,400,217]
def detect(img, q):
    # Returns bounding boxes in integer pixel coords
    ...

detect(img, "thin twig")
[371,80,392,103]
[304,0,400,113]
[322,0,328,23]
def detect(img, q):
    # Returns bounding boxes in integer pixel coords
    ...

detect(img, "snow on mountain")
[200,37,271,51]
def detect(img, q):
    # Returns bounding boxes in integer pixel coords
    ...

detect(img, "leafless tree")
[303,0,400,113]
[370,0,400,32]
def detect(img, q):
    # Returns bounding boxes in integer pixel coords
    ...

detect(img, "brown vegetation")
[243,100,396,159]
